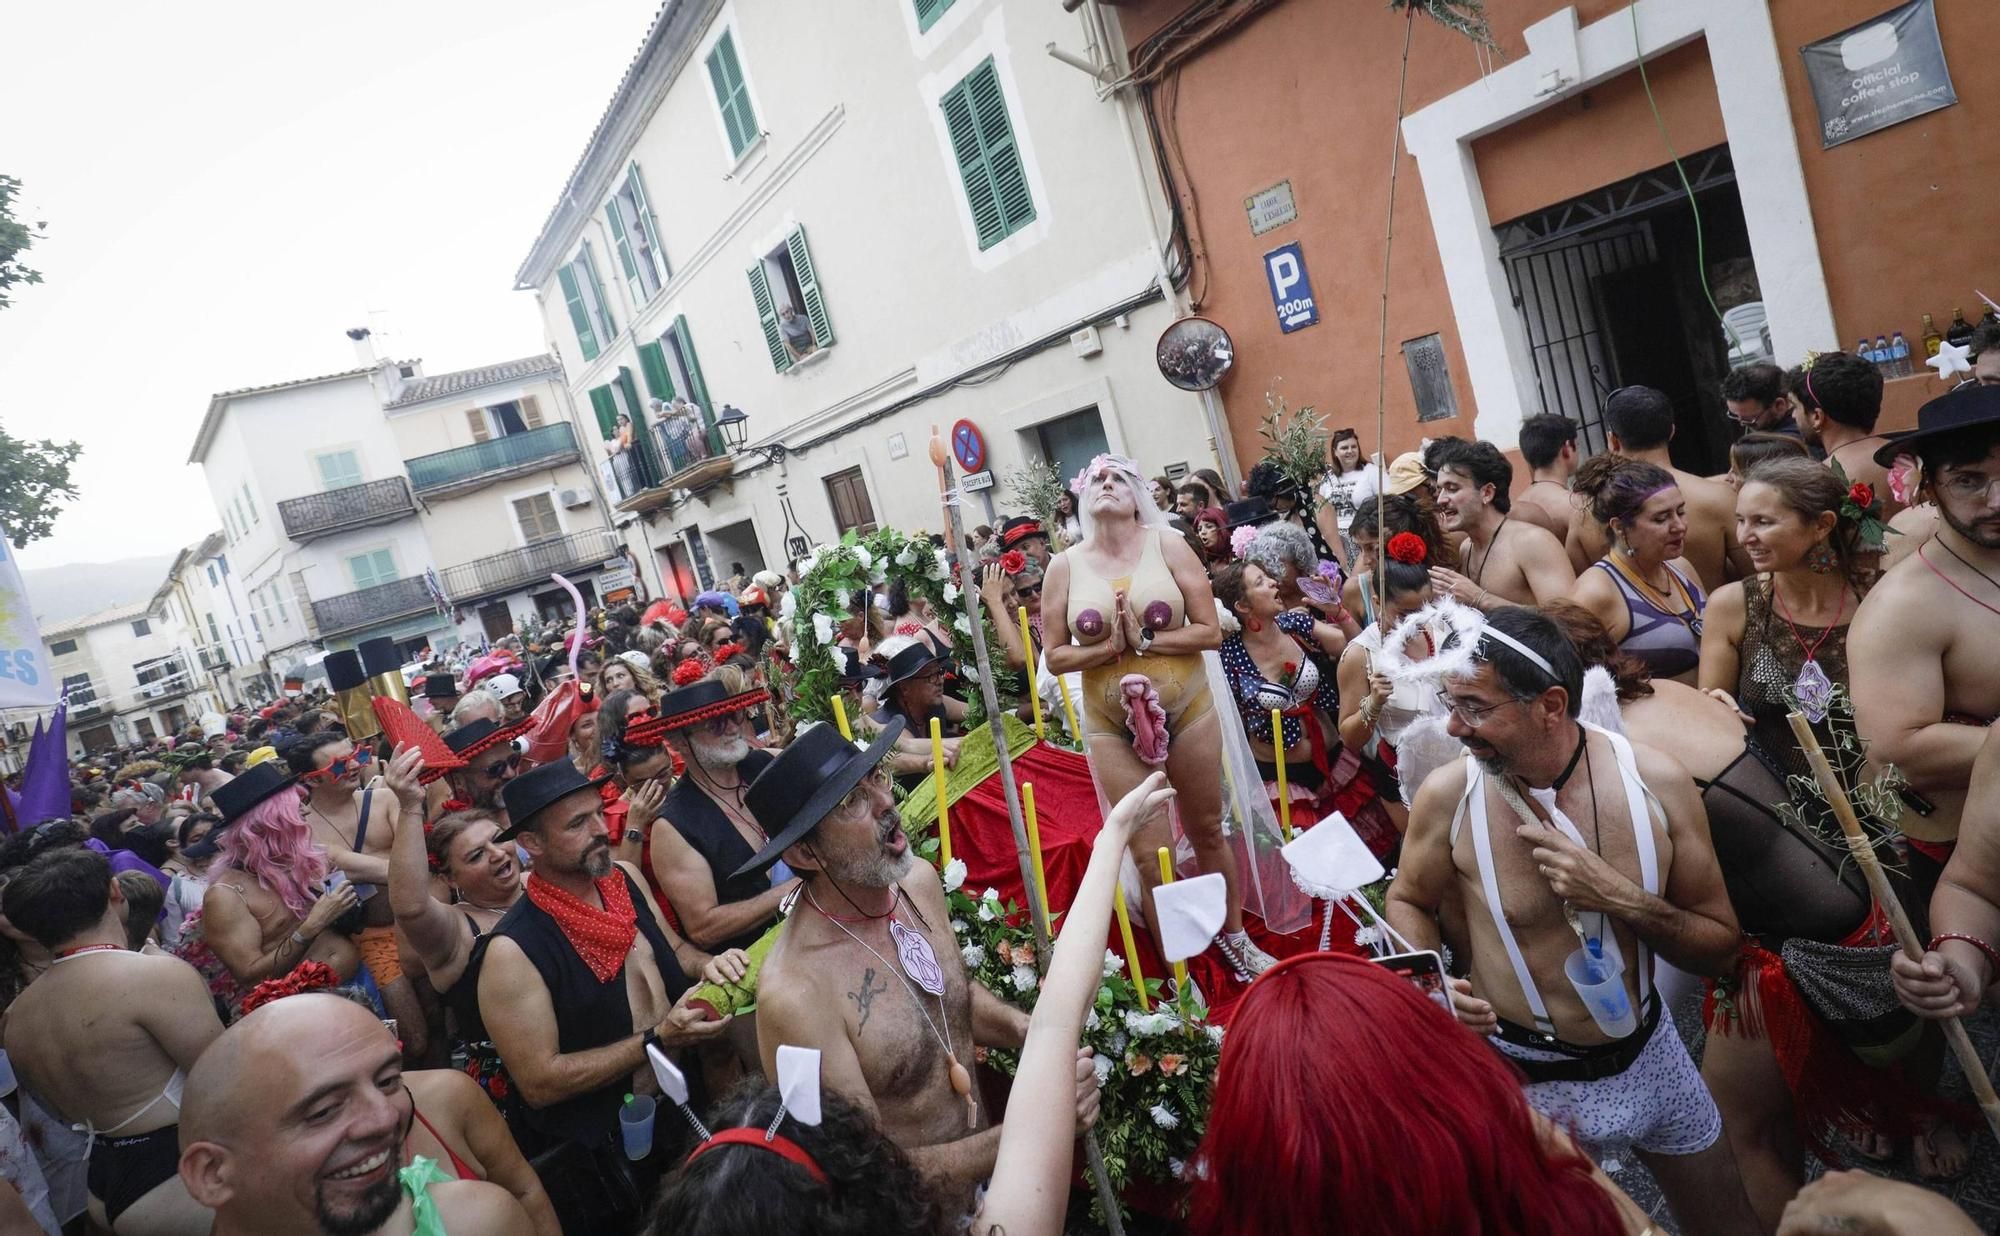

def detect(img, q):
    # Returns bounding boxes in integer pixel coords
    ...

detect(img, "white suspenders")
[1453,724,1660,1036]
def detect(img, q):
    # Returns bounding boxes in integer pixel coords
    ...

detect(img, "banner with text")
[1801,0,1956,149]
[0,541,56,709]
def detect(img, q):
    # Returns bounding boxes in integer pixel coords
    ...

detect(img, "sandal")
[1213,931,1277,983]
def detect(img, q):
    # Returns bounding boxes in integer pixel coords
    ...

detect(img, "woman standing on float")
[1043,454,1300,980]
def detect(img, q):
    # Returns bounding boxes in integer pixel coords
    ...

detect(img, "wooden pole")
[1786,712,2000,1143]
[929,428,1126,1233]
[931,716,952,868]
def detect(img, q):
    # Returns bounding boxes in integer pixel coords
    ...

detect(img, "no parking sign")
[950,419,986,473]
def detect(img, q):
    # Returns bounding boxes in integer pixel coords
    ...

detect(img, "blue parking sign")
[1264,242,1319,333]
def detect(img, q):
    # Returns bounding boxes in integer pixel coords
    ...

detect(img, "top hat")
[1875,384,2000,466]
[209,761,299,824]
[423,672,460,700]
[878,643,945,691]
[325,651,367,693]
[496,759,613,841]
[735,717,906,877]
[654,679,769,731]
[998,517,1048,551]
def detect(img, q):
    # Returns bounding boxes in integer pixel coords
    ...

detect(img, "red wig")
[1188,953,1624,1236]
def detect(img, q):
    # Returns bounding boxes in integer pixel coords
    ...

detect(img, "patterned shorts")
[1492,1013,1722,1159]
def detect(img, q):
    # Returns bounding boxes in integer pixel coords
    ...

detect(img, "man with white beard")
[647,678,798,953]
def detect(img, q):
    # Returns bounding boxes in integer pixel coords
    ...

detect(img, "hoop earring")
[1808,539,1838,574]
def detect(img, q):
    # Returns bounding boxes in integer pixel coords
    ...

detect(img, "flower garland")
[786,537,881,726]
[866,526,1014,727]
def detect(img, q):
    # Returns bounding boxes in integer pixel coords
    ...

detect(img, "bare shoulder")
[1852,559,1950,640]
[405,1064,484,1113]
[1625,736,1696,802]
[1408,756,1470,828]
[430,1178,533,1236]
[1705,579,1747,621]
[1676,470,1737,514]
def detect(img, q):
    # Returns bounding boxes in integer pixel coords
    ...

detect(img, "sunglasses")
[475,752,525,778]
[1016,583,1042,598]
[303,749,374,781]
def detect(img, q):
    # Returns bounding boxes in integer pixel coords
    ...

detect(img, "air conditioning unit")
[559,488,593,509]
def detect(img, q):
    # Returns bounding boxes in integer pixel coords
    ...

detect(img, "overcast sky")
[0,0,655,572]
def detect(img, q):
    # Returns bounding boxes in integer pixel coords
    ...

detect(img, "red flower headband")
[240,960,341,1015]
[1386,532,1429,565]
[671,659,708,687]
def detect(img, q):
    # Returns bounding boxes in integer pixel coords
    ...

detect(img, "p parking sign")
[1264,242,1319,334]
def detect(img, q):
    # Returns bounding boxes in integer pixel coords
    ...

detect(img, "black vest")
[662,749,779,952]
[478,869,686,1149]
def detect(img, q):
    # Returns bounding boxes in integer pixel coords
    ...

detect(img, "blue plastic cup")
[619,1094,657,1161]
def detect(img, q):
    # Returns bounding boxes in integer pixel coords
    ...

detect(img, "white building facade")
[515,0,1218,599]
[43,602,225,758]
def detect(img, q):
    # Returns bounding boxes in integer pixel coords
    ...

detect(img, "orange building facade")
[1107,0,1997,477]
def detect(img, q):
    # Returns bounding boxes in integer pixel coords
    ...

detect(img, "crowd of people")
[1,348,1998,1234]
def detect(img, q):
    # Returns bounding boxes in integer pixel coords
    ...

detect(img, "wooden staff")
[929,428,1125,1233]
[1786,712,2000,1143]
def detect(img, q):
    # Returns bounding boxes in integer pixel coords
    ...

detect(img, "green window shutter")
[605,198,640,295]
[580,242,616,339]
[942,59,1034,250]
[787,225,834,348]
[747,261,790,374]
[637,341,676,402]
[618,366,665,486]
[915,0,956,33]
[628,163,668,280]
[705,32,757,157]
[674,315,715,416]
[588,385,619,440]
[558,263,599,360]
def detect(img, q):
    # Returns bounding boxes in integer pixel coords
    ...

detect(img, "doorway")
[1497,146,1752,475]
[704,520,765,586]
[1033,407,1110,487]
[663,543,698,604]
[479,602,514,643]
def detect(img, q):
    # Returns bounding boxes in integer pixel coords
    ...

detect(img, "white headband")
[1476,626,1557,679]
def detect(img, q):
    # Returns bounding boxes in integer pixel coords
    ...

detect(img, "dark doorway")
[533,581,597,623]
[1033,407,1110,487]
[479,602,514,643]
[663,544,698,604]
[78,724,115,755]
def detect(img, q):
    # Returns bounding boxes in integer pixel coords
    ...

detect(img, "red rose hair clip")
[999,549,1028,575]
[1386,532,1429,565]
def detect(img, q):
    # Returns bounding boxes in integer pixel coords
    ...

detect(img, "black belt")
[1492,994,1663,1084]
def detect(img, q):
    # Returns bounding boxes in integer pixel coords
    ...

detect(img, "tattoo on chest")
[848,967,889,1034]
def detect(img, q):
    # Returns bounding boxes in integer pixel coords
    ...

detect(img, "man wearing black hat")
[745,721,1095,1212]
[439,716,533,827]
[421,671,462,734]
[870,640,967,786]
[645,680,796,953]
[1853,386,2000,948]
[473,758,742,1226]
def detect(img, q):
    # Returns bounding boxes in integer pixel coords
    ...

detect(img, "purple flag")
[16,703,70,828]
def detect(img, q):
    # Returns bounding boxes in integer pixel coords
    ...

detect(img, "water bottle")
[1875,336,1892,377]
[1856,338,1877,370]
[1890,331,1913,379]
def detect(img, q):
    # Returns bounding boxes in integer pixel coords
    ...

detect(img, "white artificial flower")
[1205,1024,1225,1045]
[1092,1053,1114,1086]
[950,919,968,934]
[1085,1009,1101,1031]
[1105,1030,1129,1054]
[1168,1158,1187,1180]
[961,944,985,968]
[895,545,917,567]
[1010,964,1038,992]
[926,556,948,581]
[1149,1104,1180,1130]
[1353,924,1383,948]
[976,899,998,923]
[1102,950,1126,978]
[811,613,836,647]
[942,582,960,605]
[941,857,967,893]
[852,546,873,570]
[954,614,972,635]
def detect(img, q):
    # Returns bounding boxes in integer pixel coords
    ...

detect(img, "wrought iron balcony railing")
[278,477,418,543]
[405,423,580,496]
[311,575,435,639]
[439,527,621,603]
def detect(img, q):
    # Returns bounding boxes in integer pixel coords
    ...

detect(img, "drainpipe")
[1082,0,1241,492]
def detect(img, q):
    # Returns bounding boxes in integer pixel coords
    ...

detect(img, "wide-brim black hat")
[209,761,299,824]
[839,649,884,682]
[1874,384,2000,466]
[879,642,944,690]
[423,672,460,700]
[1223,496,1278,528]
[655,679,769,731]
[443,715,534,759]
[734,717,906,877]
[496,759,613,841]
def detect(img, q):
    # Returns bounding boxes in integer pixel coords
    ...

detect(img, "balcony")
[135,655,192,702]
[439,527,621,604]
[311,576,436,639]
[406,422,581,498]
[608,414,734,514]
[197,646,230,673]
[278,477,418,543]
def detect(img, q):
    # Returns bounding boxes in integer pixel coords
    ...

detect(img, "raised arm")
[1335,642,1389,754]
[978,564,1029,671]
[383,748,462,974]
[202,878,356,985]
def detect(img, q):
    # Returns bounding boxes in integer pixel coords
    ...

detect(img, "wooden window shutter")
[638,341,676,402]
[580,242,616,339]
[915,0,955,33]
[787,225,834,348]
[942,60,1033,250]
[941,77,1002,248]
[558,262,599,360]
[466,408,491,443]
[588,386,620,440]
[748,261,790,373]
[628,163,668,281]
[706,33,757,157]
[520,394,544,428]
[674,315,715,417]
[605,197,640,299]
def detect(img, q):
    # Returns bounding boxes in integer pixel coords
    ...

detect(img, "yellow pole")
[830,694,852,741]
[931,716,952,868]
[1271,707,1293,841]
[1113,884,1149,1010]
[1017,606,1045,741]
[1158,845,1189,1018]
[1023,782,1052,935]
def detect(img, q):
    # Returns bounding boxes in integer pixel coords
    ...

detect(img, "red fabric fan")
[372,696,466,784]
[670,659,708,687]
[522,681,593,766]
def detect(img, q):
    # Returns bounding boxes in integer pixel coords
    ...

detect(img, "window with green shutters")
[347,549,398,592]
[914,0,957,33]
[606,162,668,306]
[558,262,599,361]
[704,30,759,159]
[940,59,1035,250]
[748,225,834,374]
[558,246,617,362]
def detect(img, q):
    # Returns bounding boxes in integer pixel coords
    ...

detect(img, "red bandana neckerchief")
[526,871,638,983]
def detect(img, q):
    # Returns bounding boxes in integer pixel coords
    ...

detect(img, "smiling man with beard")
[1385,607,1756,1236]
[746,721,1098,1216]
[177,993,530,1236]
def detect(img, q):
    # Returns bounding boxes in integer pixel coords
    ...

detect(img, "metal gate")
[1501,227,1656,457]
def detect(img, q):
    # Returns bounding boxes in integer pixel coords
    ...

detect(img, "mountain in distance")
[23,554,177,627]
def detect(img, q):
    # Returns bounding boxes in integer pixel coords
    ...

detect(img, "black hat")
[423,672,460,700]
[998,516,1048,550]
[654,679,769,731]
[208,761,299,824]
[734,717,906,877]
[1874,384,2000,466]
[879,642,944,690]
[496,759,612,841]
[325,650,367,693]
[839,648,884,682]
[1223,496,1278,528]
[358,637,402,678]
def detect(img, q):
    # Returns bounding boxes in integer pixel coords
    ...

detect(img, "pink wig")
[1188,953,1624,1236]
[219,790,331,920]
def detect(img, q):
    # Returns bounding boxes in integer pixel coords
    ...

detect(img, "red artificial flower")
[1848,482,1874,509]
[1000,549,1028,575]
[239,960,341,1014]
[671,659,707,687]
[1386,532,1428,566]
[711,642,746,662]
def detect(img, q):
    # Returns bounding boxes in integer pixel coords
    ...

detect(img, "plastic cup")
[1562,944,1638,1039]
[619,1094,657,1162]
[0,1050,17,1099]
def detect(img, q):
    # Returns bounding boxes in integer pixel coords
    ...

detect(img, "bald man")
[178,993,531,1236]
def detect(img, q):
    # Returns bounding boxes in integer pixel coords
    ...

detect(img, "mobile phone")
[1374,949,1451,1012]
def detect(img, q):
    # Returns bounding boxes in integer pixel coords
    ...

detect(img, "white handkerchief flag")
[1150,872,1228,964]
[1282,811,1417,956]
[649,1043,712,1141]
[774,1045,824,1129]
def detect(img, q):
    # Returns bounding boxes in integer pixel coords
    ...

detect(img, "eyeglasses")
[1434,690,1523,730]
[304,749,374,781]
[475,752,525,778]
[1937,471,2000,502]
